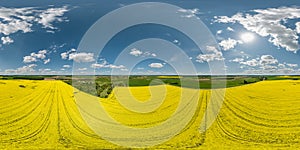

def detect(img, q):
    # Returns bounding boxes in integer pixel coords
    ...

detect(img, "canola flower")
[0,80,300,149]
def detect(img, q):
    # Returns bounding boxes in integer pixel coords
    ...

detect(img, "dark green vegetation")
[2,75,299,98]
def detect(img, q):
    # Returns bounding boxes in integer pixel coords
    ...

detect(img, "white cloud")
[229,58,244,63]
[226,27,234,32]
[243,67,297,75]
[196,46,224,63]
[235,55,278,68]
[196,53,224,62]
[286,63,298,68]
[60,48,76,59]
[6,64,37,74]
[69,52,95,63]
[259,65,277,70]
[91,63,125,69]
[216,30,222,34]
[36,6,69,30]
[23,56,37,63]
[219,38,242,51]
[129,48,143,56]
[240,59,259,67]
[173,39,179,43]
[173,39,181,45]
[206,46,218,52]
[0,6,69,44]
[278,68,296,74]
[0,17,32,35]
[43,58,50,64]
[31,50,47,59]
[91,63,106,68]
[107,64,125,69]
[61,52,68,59]
[91,59,125,69]
[129,48,156,57]
[17,64,37,73]
[296,22,300,34]
[78,68,87,71]
[215,7,300,52]
[178,8,200,18]
[232,54,299,74]
[144,51,157,57]
[38,68,52,74]
[259,55,278,65]
[63,65,70,68]
[148,63,164,68]
[278,63,286,68]
[1,36,13,44]
[23,49,48,63]
[120,68,129,71]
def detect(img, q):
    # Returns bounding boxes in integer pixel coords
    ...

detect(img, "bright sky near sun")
[0,0,299,75]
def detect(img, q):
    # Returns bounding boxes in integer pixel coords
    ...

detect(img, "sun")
[240,32,255,43]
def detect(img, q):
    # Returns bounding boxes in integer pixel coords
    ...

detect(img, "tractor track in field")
[0,83,54,143]
[1,80,300,149]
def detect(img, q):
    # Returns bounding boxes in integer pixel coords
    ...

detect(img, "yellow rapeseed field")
[0,79,300,149]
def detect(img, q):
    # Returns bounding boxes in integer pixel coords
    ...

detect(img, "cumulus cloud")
[31,49,47,59]
[5,64,37,74]
[286,63,298,68]
[259,55,278,65]
[63,65,70,68]
[60,48,76,59]
[91,59,125,69]
[240,59,259,67]
[231,54,299,74]
[235,55,278,68]
[61,52,68,59]
[259,65,277,70]
[107,64,126,69]
[69,52,95,63]
[1,36,13,44]
[91,63,105,68]
[278,63,286,68]
[196,46,224,63]
[91,63,125,69]
[215,7,300,52]
[36,6,69,30]
[148,63,164,68]
[129,48,143,56]
[219,38,242,50]
[17,64,37,73]
[23,49,48,63]
[23,56,37,63]
[129,48,157,57]
[0,6,69,44]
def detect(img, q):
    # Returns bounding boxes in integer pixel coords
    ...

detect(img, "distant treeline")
[2,75,300,98]
[1,75,48,80]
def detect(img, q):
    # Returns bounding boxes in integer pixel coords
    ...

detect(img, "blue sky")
[0,0,300,75]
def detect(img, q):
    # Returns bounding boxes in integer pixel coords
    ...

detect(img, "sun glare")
[240,32,255,43]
